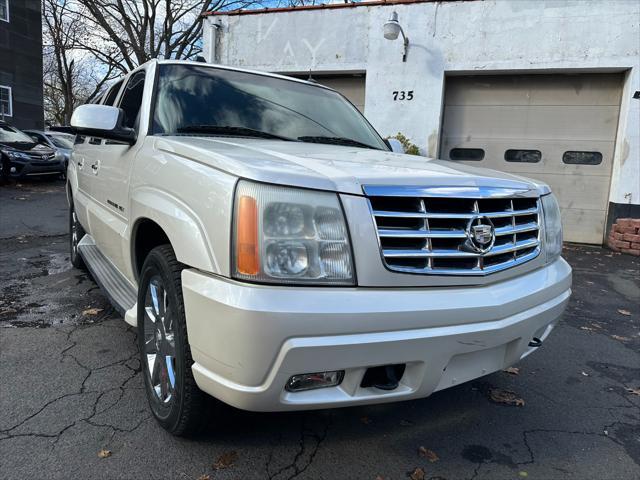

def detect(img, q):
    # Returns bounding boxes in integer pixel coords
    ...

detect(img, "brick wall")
[607,218,640,256]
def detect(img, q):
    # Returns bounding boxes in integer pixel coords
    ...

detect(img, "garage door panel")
[445,75,623,107]
[442,105,620,141]
[315,77,366,112]
[561,208,606,244]
[442,138,615,175]
[524,173,611,211]
[441,72,622,245]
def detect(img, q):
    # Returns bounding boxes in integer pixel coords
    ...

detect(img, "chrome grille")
[366,186,541,275]
[28,152,56,163]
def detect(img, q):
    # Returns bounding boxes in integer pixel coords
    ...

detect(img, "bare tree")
[43,0,257,124]
[75,0,256,75]
[42,0,116,125]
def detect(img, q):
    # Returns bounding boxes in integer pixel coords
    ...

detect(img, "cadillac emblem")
[466,216,495,253]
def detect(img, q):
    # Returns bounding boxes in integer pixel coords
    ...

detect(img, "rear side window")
[103,80,124,106]
[118,71,146,130]
[505,149,541,163]
[562,151,602,165]
[449,148,485,161]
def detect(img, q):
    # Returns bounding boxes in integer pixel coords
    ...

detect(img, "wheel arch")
[129,188,218,281]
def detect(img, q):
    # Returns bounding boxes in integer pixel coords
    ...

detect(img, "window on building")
[0,0,8,22]
[0,86,12,117]
[504,149,542,163]
[562,151,603,165]
[449,148,485,161]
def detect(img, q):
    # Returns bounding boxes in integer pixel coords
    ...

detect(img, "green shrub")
[388,132,421,155]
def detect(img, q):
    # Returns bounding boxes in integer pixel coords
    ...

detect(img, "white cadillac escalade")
[68,59,571,436]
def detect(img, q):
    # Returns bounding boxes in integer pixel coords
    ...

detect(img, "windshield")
[47,133,74,149]
[152,64,387,150]
[0,125,36,144]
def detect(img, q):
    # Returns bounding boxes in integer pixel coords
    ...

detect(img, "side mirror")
[70,104,137,145]
[385,138,405,154]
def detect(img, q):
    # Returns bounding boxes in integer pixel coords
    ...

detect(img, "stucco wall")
[205,0,640,206]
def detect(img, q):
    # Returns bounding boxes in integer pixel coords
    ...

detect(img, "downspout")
[207,19,222,64]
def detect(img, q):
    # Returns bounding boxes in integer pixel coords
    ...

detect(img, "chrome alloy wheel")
[143,276,177,404]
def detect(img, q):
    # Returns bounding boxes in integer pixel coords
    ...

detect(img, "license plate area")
[435,343,508,391]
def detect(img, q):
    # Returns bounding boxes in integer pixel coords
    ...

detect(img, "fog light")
[10,167,16,173]
[285,370,344,392]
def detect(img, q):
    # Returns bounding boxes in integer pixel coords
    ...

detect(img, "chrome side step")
[78,235,137,316]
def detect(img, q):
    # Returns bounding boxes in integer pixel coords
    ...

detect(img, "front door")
[89,70,147,278]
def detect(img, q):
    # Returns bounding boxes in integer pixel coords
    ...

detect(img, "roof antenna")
[307,69,318,84]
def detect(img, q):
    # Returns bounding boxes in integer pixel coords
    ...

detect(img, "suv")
[24,130,75,172]
[68,60,571,436]
[0,122,62,180]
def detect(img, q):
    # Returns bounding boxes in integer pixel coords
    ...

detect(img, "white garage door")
[313,75,366,113]
[440,73,623,244]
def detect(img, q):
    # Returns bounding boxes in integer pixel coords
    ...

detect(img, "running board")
[78,235,137,317]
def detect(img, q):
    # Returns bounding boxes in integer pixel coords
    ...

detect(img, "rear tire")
[137,245,208,436]
[69,201,86,269]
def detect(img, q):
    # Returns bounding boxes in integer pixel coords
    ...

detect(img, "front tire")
[137,245,208,436]
[69,202,86,269]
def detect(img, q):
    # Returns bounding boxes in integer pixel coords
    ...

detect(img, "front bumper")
[9,159,65,178]
[182,258,571,412]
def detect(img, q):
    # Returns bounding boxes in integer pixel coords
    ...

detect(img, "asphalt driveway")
[1,181,638,480]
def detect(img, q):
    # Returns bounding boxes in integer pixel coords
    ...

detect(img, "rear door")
[71,133,93,231]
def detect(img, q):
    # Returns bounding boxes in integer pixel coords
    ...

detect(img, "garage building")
[203,0,640,245]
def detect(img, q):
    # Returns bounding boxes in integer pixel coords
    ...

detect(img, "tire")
[137,245,208,436]
[69,201,86,269]
[0,153,10,184]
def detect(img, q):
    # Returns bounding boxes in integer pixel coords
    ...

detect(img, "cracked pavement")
[1,181,639,480]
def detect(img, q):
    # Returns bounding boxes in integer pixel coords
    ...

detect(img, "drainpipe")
[206,19,222,64]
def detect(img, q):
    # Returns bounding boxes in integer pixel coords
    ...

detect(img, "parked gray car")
[0,122,62,181]
[24,130,75,171]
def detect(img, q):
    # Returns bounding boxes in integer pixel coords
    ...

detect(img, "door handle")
[91,161,100,174]
[77,158,84,169]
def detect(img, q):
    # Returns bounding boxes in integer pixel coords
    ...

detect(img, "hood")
[155,136,549,196]
[1,142,56,155]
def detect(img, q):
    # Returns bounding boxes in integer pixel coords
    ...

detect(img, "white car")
[68,59,571,436]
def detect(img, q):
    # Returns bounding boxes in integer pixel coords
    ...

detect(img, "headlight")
[7,151,30,160]
[232,180,354,285]
[541,193,562,262]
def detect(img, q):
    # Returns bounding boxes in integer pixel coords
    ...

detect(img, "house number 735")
[392,90,414,101]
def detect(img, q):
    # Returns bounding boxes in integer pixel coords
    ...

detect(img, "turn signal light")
[236,195,259,275]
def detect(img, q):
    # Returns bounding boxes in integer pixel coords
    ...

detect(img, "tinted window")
[119,72,145,129]
[562,151,602,165]
[152,64,387,150]
[104,80,124,106]
[47,133,74,149]
[27,133,47,144]
[505,149,541,163]
[449,148,485,161]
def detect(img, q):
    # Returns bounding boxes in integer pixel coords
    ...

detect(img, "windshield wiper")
[297,136,380,150]
[175,125,295,141]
